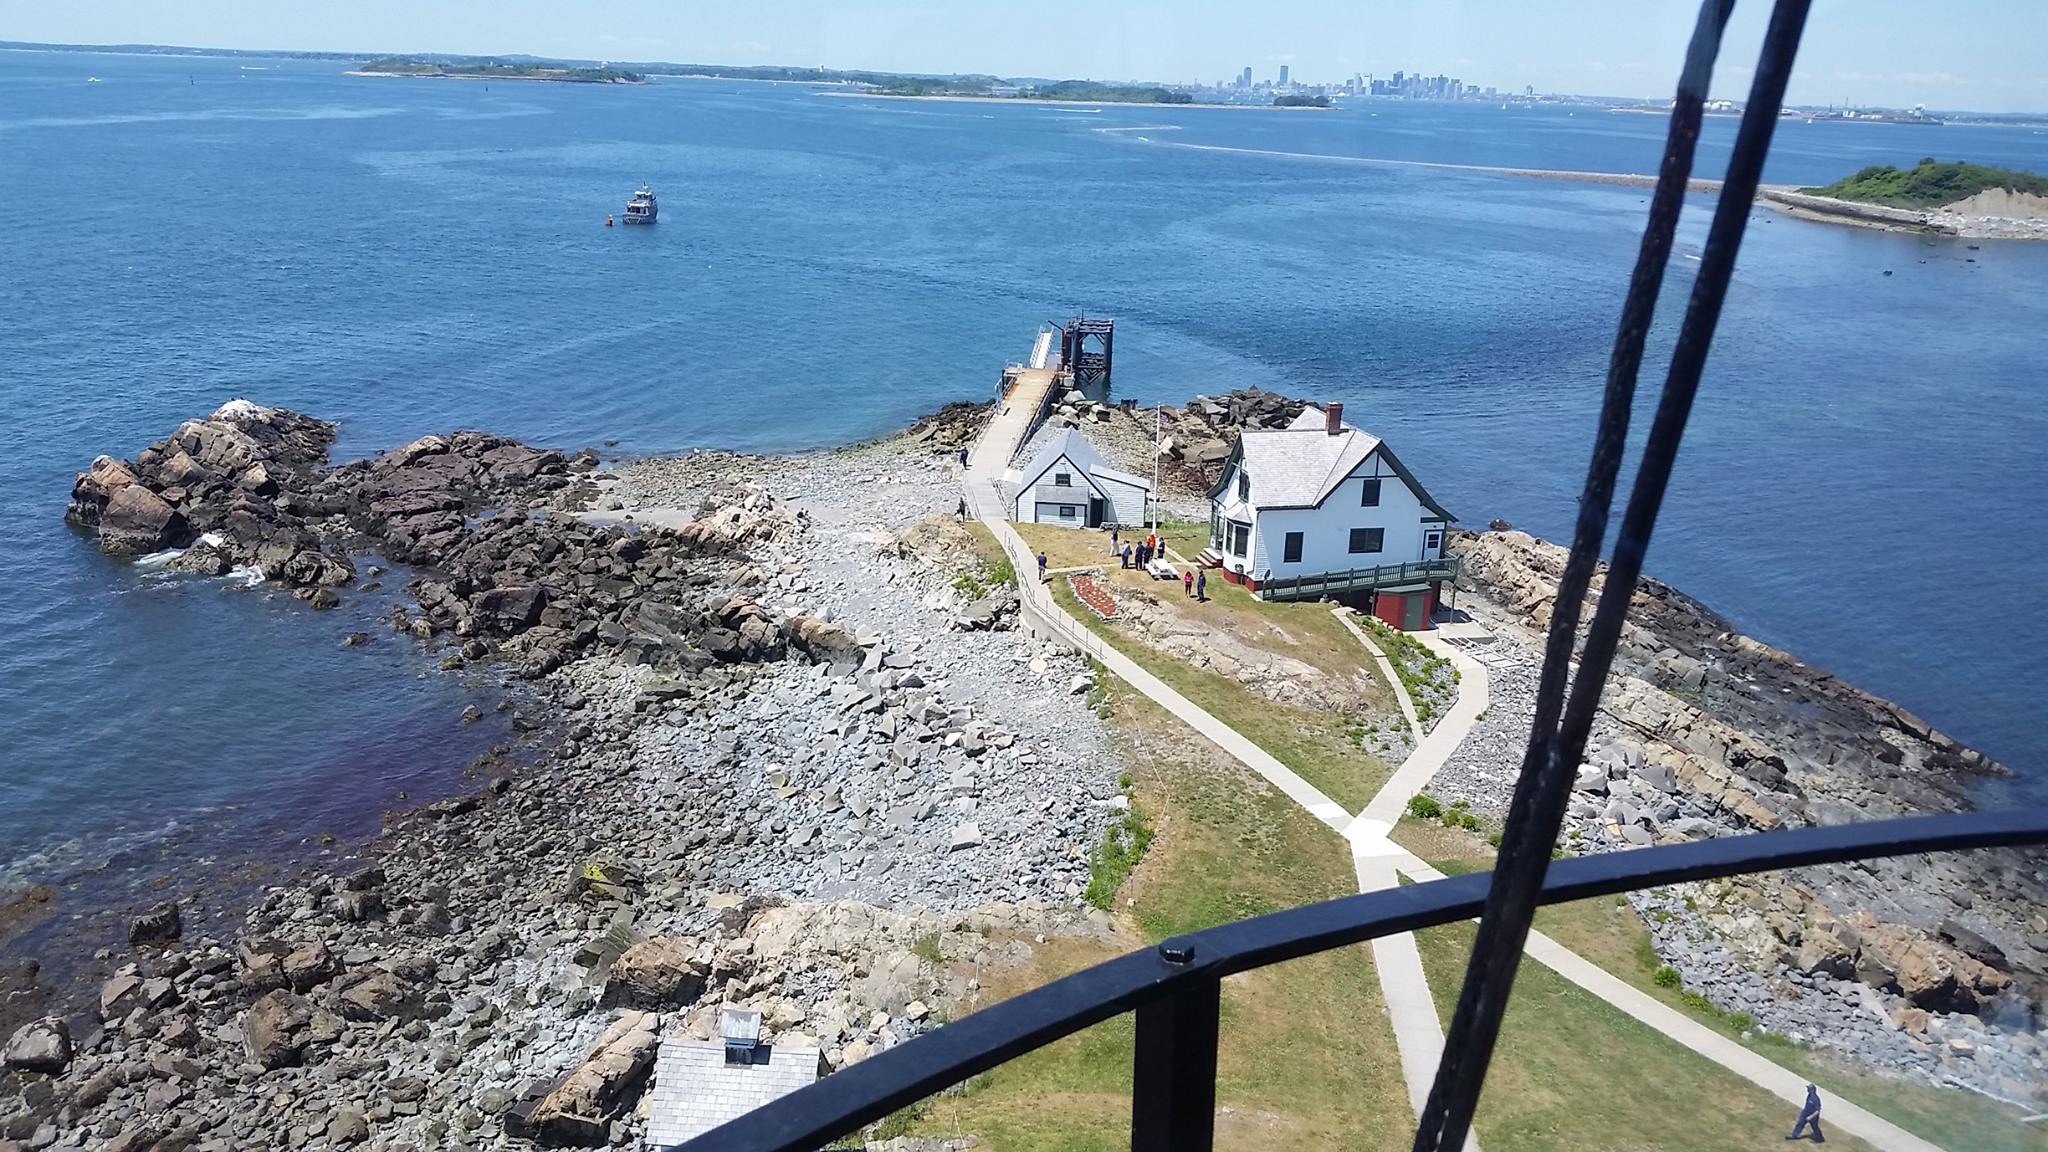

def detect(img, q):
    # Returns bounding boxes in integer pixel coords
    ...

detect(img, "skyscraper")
[1239,66,1252,89]
[1278,64,1290,88]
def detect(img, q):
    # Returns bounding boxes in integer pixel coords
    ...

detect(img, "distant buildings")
[1238,66,1251,89]
[1278,64,1290,88]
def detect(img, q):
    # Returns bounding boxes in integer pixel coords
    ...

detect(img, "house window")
[1282,532,1303,563]
[1054,472,1072,487]
[1059,505,1076,519]
[1425,530,1443,552]
[1228,521,1250,557]
[1236,471,1250,501]
[1360,477,1381,507]
[1349,527,1384,554]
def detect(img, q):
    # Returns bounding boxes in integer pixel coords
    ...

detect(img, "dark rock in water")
[2,1016,71,1074]
[168,539,232,576]
[129,901,182,945]
[342,631,371,647]
[459,704,483,724]
[1488,518,1513,532]
[98,485,186,556]
[65,455,140,528]
[243,989,316,1069]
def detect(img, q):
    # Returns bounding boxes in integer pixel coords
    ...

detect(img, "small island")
[1273,93,1332,108]
[863,77,1197,105]
[351,56,646,84]
[1761,158,2048,240]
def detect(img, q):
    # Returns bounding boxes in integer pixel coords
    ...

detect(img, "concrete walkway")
[1341,617,1942,1152]
[962,400,1942,1152]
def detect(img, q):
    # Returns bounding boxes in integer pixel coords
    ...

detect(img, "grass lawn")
[1412,916,1880,1152]
[903,681,1413,1150]
[1047,579,1391,812]
[1393,820,2047,1152]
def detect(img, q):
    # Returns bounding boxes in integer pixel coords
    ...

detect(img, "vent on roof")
[721,1006,763,1065]
[1325,402,1344,434]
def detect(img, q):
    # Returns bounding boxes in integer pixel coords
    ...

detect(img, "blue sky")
[5,0,2044,112]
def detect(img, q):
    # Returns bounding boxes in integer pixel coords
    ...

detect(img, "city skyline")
[4,0,2046,112]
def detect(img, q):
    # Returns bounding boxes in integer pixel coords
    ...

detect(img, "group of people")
[1109,527,1206,601]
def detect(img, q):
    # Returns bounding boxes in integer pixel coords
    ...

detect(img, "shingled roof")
[1208,405,1454,521]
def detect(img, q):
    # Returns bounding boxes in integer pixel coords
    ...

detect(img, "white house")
[1012,426,1152,528]
[1205,402,1456,627]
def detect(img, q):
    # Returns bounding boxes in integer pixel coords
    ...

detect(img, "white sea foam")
[227,565,266,588]
[133,547,184,570]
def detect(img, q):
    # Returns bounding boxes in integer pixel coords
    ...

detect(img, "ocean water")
[2,51,2045,907]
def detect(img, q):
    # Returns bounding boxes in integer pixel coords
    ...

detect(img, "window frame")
[1054,471,1072,488]
[1236,470,1250,501]
[1282,531,1303,563]
[1058,504,1076,520]
[1360,477,1381,507]
[1425,529,1443,552]
[1349,527,1385,555]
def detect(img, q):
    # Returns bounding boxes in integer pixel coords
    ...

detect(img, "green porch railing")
[1254,557,1460,602]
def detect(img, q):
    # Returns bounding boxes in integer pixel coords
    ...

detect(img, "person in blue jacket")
[1786,1083,1823,1142]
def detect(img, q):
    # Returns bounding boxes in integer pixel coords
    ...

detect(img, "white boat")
[622,185,657,225]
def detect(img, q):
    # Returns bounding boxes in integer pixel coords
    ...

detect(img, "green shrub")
[1406,794,1443,820]
[1653,965,1681,988]
[1084,803,1155,909]
[1680,990,1713,1012]
[1730,1010,1754,1031]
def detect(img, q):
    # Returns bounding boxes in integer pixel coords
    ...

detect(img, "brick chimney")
[1324,402,1344,434]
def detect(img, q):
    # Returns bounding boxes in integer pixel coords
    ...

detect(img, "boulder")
[518,1011,661,1144]
[1794,927,1858,980]
[99,485,186,555]
[2,1017,71,1075]
[475,584,548,630]
[66,455,140,526]
[129,900,183,945]
[244,990,316,1069]
[335,969,419,1022]
[283,941,341,992]
[236,937,293,992]
[609,937,707,1004]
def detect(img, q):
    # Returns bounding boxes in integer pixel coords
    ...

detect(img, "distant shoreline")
[819,90,1328,111]
[343,69,646,85]
[1758,189,2048,240]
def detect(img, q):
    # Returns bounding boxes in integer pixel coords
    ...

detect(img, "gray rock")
[2,1017,71,1074]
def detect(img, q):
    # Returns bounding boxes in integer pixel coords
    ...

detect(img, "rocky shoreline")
[6,393,2043,1149]
[1437,529,2046,1103]
[5,401,1125,1150]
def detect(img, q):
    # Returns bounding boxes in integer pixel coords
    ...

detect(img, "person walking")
[958,447,969,467]
[1111,527,1120,552]
[1121,543,1133,570]
[1786,1084,1824,1142]
[955,497,967,521]
[1036,550,1047,579]
[1196,568,1207,602]
[1182,570,1194,597]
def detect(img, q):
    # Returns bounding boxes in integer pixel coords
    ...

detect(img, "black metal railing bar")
[676,810,2048,1152]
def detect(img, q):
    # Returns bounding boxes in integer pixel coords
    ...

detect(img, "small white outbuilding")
[1012,426,1152,528]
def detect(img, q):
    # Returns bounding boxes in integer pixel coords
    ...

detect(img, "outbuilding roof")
[1017,426,1152,495]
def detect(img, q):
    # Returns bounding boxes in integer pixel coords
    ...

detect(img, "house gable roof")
[1017,426,1151,502]
[1205,405,1454,521]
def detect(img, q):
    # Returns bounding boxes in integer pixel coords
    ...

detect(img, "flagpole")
[1152,403,1162,537]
